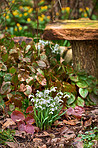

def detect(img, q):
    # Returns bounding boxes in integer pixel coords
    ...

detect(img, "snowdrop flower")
[50,86,57,92]
[63,94,70,98]
[50,104,54,108]
[50,108,55,111]
[44,89,50,94]
[38,105,42,109]
[28,94,34,99]
[35,104,38,108]
[36,92,43,97]
[57,91,63,96]
[31,98,35,102]
[49,111,53,114]
[46,100,50,104]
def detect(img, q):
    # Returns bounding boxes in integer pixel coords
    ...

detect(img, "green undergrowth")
[0,34,98,112]
[0,128,15,145]
[78,127,98,148]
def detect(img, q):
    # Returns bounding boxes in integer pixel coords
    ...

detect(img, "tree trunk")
[71,40,98,78]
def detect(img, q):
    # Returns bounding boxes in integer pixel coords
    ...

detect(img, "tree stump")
[43,19,98,78]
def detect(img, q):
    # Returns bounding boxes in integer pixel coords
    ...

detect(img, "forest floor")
[0,105,98,148]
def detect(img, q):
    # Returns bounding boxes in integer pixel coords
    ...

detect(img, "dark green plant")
[0,129,15,145]
[66,68,98,107]
[0,35,97,111]
[0,0,50,36]
[78,127,98,148]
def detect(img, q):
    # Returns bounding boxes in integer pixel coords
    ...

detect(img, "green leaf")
[11,74,18,84]
[77,96,84,107]
[69,73,79,82]
[76,81,88,88]
[9,67,16,74]
[0,71,5,77]
[79,88,88,98]
[2,53,8,62]
[4,73,12,82]
[66,93,75,105]
[66,66,73,74]
[0,96,5,107]
[93,87,98,95]
[0,82,11,94]
[0,62,7,71]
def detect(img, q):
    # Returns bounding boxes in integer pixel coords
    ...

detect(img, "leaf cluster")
[78,127,98,148]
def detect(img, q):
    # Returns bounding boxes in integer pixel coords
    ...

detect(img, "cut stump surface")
[43,19,98,78]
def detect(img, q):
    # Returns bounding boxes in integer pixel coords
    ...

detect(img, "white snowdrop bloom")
[59,99,63,103]
[49,111,53,114]
[28,94,34,99]
[54,96,59,100]
[50,87,57,92]
[58,95,62,99]
[50,108,55,111]
[31,98,35,102]
[63,94,70,98]
[52,102,56,106]
[42,99,46,104]
[35,104,38,108]
[42,107,45,110]
[50,104,54,108]
[48,96,53,100]
[36,92,43,97]
[46,104,49,107]
[44,89,50,94]
[38,105,42,109]
[39,101,43,105]
[46,100,50,104]
[37,44,41,50]
[35,99,39,103]
[57,92,63,96]
[55,106,58,110]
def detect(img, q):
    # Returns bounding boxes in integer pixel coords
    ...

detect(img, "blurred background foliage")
[0,0,98,38]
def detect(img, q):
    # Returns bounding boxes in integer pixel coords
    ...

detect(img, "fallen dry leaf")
[19,83,26,92]
[84,117,92,127]
[73,137,83,148]
[60,126,69,135]
[54,120,64,127]
[15,130,26,138]
[38,144,47,148]
[5,142,18,148]
[35,72,47,86]
[63,130,76,141]
[43,131,49,136]
[63,119,77,125]
[33,138,42,142]
[2,118,16,130]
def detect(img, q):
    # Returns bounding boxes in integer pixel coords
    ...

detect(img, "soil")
[0,106,98,148]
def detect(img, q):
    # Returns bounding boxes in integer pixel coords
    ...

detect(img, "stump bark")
[71,40,98,78]
[43,19,98,78]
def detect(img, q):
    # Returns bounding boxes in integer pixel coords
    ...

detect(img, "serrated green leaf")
[77,96,84,107]
[76,81,88,88]
[79,88,88,98]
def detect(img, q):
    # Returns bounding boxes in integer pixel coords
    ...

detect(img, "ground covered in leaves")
[0,105,98,148]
